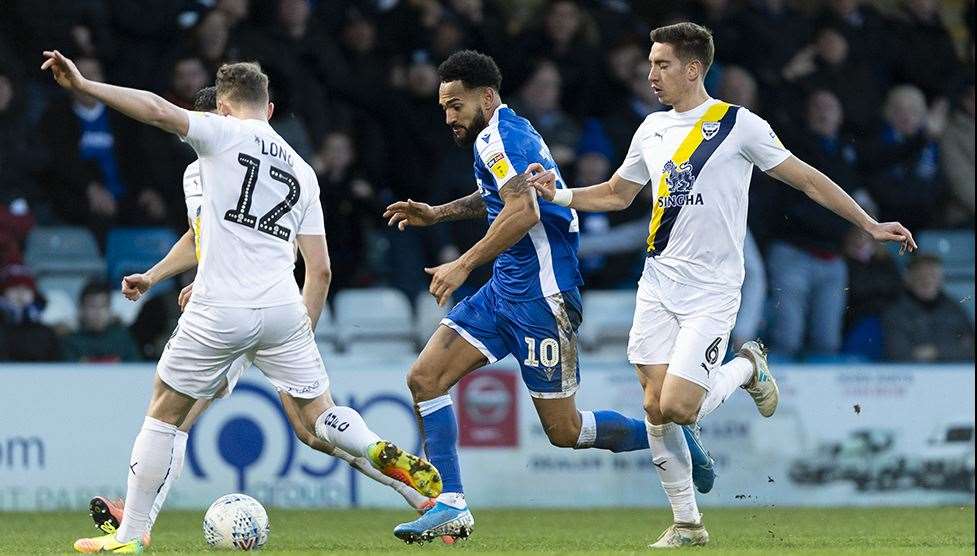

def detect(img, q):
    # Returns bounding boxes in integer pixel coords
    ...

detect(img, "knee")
[541,419,580,448]
[295,427,318,449]
[406,363,443,401]
[659,397,698,425]
[642,396,662,425]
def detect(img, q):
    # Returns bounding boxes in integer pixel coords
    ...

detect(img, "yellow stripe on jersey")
[193,215,202,261]
[646,102,732,252]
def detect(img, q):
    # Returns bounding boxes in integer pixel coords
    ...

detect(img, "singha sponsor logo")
[658,160,704,208]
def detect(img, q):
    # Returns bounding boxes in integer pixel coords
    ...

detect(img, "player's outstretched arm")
[384,192,486,230]
[41,50,189,136]
[526,163,644,212]
[425,173,538,306]
[121,230,197,301]
[767,155,917,253]
[297,234,332,329]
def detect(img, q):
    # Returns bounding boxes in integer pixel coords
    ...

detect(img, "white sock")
[696,356,754,422]
[116,417,178,542]
[436,492,467,509]
[331,447,429,509]
[646,420,699,524]
[314,406,381,459]
[146,430,187,530]
[575,410,597,448]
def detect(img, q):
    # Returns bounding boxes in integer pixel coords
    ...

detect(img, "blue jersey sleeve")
[475,123,531,189]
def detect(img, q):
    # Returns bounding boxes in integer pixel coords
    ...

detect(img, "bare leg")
[278,393,429,509]
[531,396,582,447]
[407,325,488,402]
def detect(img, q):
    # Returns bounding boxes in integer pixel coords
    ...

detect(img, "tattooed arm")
[426,172,539,305]
[433,190,487,222]
[383,191,486,230]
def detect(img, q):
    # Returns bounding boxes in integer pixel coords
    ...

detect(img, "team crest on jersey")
[659,160,704,208]
[664,161,695,193]
[702,121,720,141]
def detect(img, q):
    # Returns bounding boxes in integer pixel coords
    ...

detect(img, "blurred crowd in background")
[0,0,973,363]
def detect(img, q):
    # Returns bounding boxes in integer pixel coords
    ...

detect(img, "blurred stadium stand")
[0,0,972,363]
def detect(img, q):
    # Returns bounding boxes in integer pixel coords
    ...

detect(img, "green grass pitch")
[0,507,972,554]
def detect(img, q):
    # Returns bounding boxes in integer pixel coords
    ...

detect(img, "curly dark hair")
[192,86,217,111]
[437,50,502,92]
[216,61,269,106]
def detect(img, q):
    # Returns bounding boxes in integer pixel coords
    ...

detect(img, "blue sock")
[417,395,463,494]
[579,410,649,453]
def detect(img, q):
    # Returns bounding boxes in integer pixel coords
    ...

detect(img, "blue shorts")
[442,284,582,398]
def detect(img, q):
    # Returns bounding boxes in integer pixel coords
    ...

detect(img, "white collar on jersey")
[670,97,718,117]
[488,103,509,126]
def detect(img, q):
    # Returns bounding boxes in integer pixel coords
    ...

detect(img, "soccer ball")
[203,493,270,550]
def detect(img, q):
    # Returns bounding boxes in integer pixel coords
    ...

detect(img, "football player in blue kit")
[383,50,714,543]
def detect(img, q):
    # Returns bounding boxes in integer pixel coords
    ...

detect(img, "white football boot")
[738,340,779,417]
[648,520,709,548]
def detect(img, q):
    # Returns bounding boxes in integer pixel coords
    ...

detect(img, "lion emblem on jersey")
[663,160,695,194]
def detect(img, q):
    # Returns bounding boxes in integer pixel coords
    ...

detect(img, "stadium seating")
[333,288,415,351]
[578,290,635,351]
[314,305,337,345]
[917,230,975,280]
[24,226,105,278]
[944,280,975,325]
[414,291,449,346]
[105,228,180,285]
[316,340,340,360]
[110,292,148,326]
[37,274,89,305]
[39,288,78,331]
[342,338,418,357]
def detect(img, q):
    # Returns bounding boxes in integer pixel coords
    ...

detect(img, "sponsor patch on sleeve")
[487,152,511,180]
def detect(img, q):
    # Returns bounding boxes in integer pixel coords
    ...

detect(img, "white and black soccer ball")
[203,493,270,550]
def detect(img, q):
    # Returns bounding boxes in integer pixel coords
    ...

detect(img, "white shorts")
[158,301,329,400]
[214,353,251,399]
[627,259,741,390]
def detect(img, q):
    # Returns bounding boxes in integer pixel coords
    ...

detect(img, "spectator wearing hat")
[0,264,60,361]
[61,280,140,363]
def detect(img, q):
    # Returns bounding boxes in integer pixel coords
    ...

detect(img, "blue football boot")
[394,501,474,544]
[683,424,717,494]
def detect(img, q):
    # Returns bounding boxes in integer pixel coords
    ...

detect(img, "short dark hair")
[650,22,715,75]
[216,61,269,106]
[80,279,110,303]
[437,50,502,92]
[907,253,942,271]
[192,86,217,111]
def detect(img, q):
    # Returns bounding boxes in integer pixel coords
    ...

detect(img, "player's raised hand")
[868,221,917,254]
[383,199,438,230]
[121,273,152,301]
[40,50,85,91]
[526,163,557,201]
[178,282,194,312]
[425,259,470,307]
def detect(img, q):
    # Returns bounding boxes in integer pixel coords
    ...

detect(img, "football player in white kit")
[528,23,915,547]
[41,52,441,554]
[85,87,436,545]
